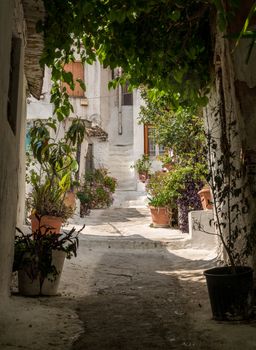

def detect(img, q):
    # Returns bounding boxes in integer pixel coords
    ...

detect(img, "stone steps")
[108,144,135,191]
[112,190,148,208]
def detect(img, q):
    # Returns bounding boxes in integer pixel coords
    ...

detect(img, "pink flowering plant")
[77,168,117,216]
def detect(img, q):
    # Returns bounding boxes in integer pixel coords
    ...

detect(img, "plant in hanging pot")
[26,118,85,233]
[146,171,176,228]
[131,154,152,183]
[13,220,83,296]
[200,119,256,321]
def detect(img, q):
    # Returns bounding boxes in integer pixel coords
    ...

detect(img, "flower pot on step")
[149,206,171,228]
[64,191,76,211]
[198,187,213,210]
[139,172,149,183]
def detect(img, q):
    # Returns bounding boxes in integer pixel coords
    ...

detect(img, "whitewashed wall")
[0,0,27,303]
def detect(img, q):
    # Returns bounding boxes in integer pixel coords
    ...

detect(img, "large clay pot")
[64,191,76,210]
[204,266,253,320]
[198,187,213,210]
[149,206,171,228]
[18,250,66,296]
[31,214,62,234]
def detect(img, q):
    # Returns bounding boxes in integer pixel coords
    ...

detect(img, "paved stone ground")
[2,208,256,350]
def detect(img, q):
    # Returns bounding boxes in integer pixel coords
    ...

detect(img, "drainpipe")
[118,68,123,135]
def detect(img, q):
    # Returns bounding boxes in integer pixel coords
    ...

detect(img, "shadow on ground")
[69,240,218,350]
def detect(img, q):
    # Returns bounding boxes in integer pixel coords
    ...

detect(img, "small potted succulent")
[13,219,83,296]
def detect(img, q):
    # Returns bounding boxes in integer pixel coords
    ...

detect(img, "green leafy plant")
[13,219,83,293]
[139,89,206,166]
[157,151,173,166]
[146,171,176,209]
[131,154,152,175]
[39,0,214,118]
[26,118,85,221]
[77,168,117,216]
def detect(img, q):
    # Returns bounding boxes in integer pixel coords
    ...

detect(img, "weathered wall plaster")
[0,0,26,303]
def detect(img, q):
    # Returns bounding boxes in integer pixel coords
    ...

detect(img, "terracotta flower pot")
[149,206,171,228]
[138,172,149,183]
[64,191,76,210]
[31,214,62,234]
[198,187,213,210]
[163,162,173,171]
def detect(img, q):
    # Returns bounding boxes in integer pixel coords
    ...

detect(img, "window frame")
[144,125,165,157]
[121,82,133,106]
[62,61,85,98]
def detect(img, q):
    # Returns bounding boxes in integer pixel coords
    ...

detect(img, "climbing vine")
[39,0,220,120]
[37,0,254,122]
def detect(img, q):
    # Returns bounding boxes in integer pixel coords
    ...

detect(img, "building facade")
[27,62,163,208]
[0,0,44,304]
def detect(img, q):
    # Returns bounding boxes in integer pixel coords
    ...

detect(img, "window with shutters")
[63,62,84,97]
[121,82,133,105]
[144,125,165,157]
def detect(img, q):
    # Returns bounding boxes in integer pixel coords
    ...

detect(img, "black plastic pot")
[204,266,254,321]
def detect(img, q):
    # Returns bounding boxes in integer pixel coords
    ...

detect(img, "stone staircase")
[112,190,148,208]
[107,144,148,208]
[108,144,135,190]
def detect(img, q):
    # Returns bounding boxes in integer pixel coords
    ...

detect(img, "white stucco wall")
[27,61,146,194]
[0,0,27,303]
[27,67,53,119]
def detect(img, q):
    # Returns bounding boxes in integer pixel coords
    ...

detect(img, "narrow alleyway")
[54,208,256,350]
[70,246,216,349]
[3,208,256,350]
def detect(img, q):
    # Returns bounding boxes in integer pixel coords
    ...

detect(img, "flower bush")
[146,165,205,232]
[77,168,117,216]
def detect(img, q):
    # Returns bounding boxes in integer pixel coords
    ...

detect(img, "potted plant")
[131,154,152,183]
[13,219,83,296]
[77,168,117,217]
[201,120,255,321]
[146,171,175,227]
[27,118,85,233]
[167,164,205,233]
[158,150,175,171]
[198,184,213,210]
